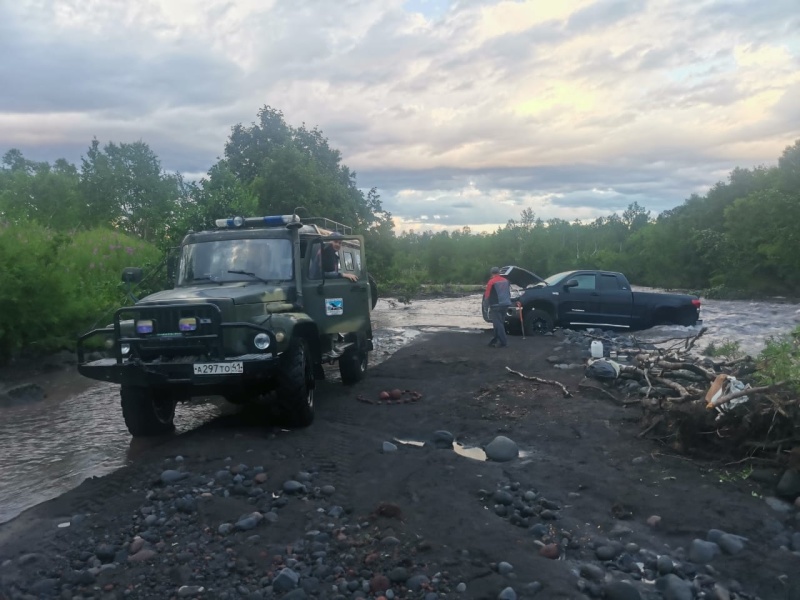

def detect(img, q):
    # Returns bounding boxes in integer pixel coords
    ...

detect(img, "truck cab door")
[559,273,602,326]
[595,273,634,328]
[303,238,371,336]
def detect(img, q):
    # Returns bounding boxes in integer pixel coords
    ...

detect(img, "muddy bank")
[1,330,799,600]
[1,291,799,528]
[0,311,424,525]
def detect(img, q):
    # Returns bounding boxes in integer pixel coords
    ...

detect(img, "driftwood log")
[579,329,798,463]
[506,367,572,398]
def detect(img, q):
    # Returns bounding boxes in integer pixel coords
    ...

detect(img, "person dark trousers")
[489,305,508,347]
[484,266,511,348]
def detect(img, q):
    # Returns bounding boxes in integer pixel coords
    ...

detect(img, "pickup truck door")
[595,273,634,328]
[558,273,602,325]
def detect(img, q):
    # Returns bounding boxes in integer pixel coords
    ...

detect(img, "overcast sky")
[2,0,799,232]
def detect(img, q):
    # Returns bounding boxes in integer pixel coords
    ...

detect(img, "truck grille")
[116,303,224,360]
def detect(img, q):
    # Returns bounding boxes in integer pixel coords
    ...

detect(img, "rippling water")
[0,382,227,523]
[1,293,798,523]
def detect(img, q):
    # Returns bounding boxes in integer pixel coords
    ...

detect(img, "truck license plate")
[193,361,243,375]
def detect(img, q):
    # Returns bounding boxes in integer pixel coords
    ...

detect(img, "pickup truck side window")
[572,274,596,290]
[599,274,621,291]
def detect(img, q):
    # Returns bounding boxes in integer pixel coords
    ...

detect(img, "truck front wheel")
[523,309,554,335]
[120,386,177,437]
[277,339,315,427]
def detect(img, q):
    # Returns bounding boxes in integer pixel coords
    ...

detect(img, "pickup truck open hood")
[499,266,545,288]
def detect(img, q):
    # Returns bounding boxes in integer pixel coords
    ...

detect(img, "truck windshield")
[177,238,293,286]
[543,271,573,286]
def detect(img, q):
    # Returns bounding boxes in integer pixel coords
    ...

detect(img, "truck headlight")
[136,319,154,334]
[253,333,270,350]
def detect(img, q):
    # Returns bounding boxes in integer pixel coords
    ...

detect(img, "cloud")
[0,4,243,115]
[566,0,646,33]
[1,0,799,230]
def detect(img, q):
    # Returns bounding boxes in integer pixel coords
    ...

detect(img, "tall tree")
[80,139,183,243]
[222,106,390,232]
[0,150,82,229]
[171,161,258,243]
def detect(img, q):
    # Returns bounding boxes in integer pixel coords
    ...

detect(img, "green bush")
[0,223,161,362]
[703,339,743,359]
[58,228,163,318]
[755,325,800,392]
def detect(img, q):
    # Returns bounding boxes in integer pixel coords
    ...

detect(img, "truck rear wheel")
[277,339,315,427]
[120,386,176,437]
[523,309,554,335]
[340,346,368,384]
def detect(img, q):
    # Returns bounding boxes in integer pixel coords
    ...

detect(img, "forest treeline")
[1,104,799,360]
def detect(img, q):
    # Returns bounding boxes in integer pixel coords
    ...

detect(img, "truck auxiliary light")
[179,317,197,332]
[136,319,154,334]
[215,215,300,229]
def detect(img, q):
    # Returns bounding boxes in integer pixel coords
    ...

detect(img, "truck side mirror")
[121,267,143,284]
[563,279,579,289]
[166,248,180,283]
[121,267,143,304]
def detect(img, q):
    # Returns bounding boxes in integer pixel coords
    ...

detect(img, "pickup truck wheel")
[340,346,368,384]
[523,309,554,335]
[277,339,315,427]
[120,386,176,437]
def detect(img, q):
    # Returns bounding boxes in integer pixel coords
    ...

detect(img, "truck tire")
[523,308,554,335]
[277,338,315,427]
[120,386,176,437]
[339,346,368,384]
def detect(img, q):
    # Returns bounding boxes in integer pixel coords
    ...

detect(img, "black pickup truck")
[482,266,702,335]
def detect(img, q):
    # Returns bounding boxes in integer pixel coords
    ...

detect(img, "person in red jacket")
[484,266,511,348]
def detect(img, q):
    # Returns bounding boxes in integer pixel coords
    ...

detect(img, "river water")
[1,294,798,523]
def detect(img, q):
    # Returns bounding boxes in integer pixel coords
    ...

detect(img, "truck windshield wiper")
[228,270,271,284]
[191,274,220,283]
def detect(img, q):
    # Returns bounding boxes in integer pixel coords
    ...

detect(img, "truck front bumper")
[77,353,280,387]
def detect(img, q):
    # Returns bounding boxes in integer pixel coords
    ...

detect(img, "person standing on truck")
[484,266,511,348]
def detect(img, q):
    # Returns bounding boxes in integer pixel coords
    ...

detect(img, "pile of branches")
[580,328,799,465]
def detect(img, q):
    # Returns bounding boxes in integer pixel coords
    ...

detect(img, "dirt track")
[1,330,799,599]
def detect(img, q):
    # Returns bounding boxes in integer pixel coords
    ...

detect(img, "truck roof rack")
[213,215,354,235]
[301,217,352,235]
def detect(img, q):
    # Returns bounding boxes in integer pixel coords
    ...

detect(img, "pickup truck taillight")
[692,299,701,307]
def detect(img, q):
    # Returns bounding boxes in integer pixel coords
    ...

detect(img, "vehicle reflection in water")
[1,293,798,524]
[0,381,227,524]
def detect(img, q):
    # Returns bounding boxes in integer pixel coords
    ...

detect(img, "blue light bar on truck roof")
[214,215,301,229]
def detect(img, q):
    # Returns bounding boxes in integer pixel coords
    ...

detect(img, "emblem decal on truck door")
[325,298,344,316]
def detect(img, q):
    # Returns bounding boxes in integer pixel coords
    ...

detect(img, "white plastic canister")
[590,340,604,359]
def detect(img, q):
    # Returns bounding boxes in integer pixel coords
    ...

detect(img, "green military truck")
[77,214,377,437]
